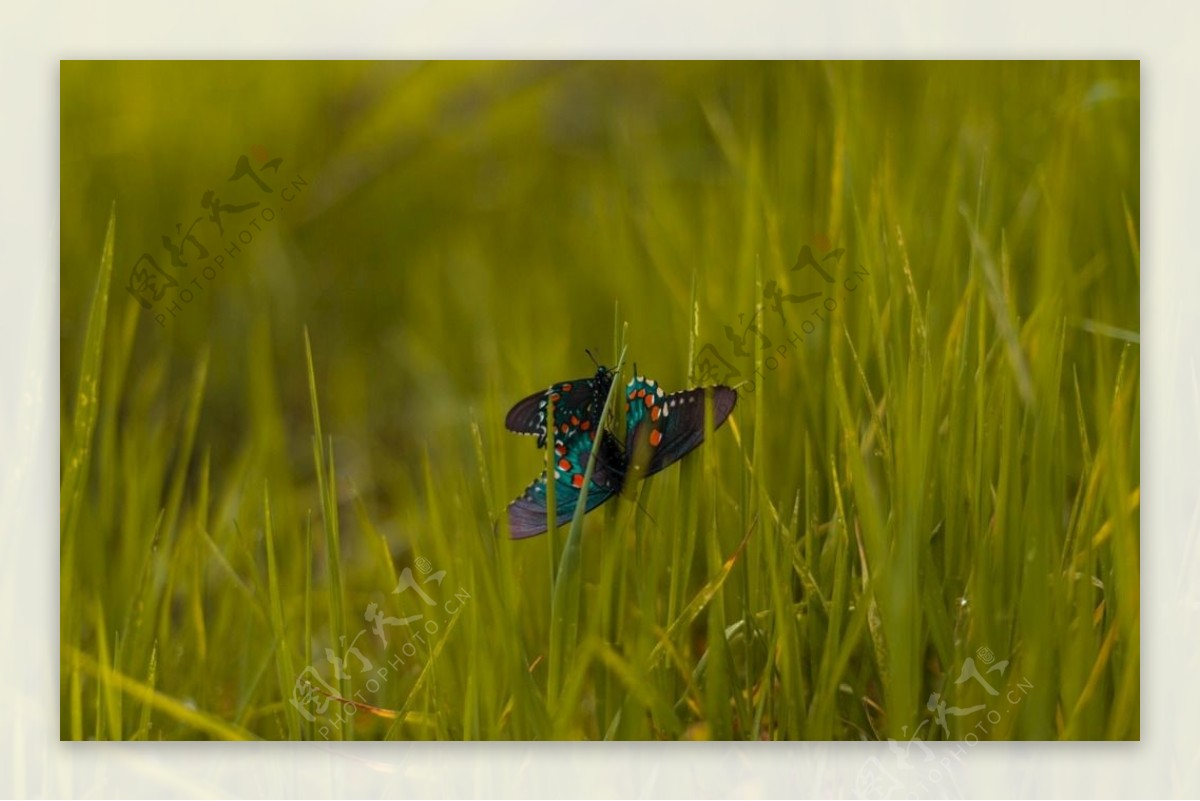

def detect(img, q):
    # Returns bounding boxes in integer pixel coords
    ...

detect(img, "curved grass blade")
[547,345,627,707]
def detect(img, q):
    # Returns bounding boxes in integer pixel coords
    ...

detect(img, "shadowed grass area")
[60,61,1139,740]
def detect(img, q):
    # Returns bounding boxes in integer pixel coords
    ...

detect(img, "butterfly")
[504,365,615,448]
[505,364,737,539]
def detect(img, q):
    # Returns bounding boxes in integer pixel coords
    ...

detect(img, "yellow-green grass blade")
[547,344,627,713]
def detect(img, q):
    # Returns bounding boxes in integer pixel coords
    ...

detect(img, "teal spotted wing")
[506,429,626,539]
[622,374,737,480]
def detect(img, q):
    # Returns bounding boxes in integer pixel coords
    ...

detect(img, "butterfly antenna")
[585,348,600,369]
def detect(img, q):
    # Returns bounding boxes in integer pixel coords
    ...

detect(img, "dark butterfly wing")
[507,430,626,539]
[504,377,591,434]
[504,369,613,448]
[623,375,736,479]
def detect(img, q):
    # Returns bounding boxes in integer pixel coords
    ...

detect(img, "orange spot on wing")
[559,459,571,471]
[636,389,646,398]
[572,474,585,488]
[644,395,655,407]
[650,429,663,447]
[580,420,591,430]
[562,383,573,391]
[560,423,569,433]
[651,407,660,421]
[551,393,561,401]
[571,415,579,425]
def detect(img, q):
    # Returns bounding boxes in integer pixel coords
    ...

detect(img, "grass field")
[60,61,1139,741]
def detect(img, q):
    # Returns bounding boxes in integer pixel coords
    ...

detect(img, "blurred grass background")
[60,61,1139,741]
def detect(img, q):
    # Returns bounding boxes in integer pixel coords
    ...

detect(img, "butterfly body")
[504,365,736,538]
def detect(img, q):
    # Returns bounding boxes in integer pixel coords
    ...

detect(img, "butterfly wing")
[623,375,736,479]
[506,429,626,539]
[504,369,613,448]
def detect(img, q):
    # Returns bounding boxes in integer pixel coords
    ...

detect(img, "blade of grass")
[264,484,300,739]
[547,344,627,711]
[66,644,255,740]
[304,328,348,738]
[61,203,116,630]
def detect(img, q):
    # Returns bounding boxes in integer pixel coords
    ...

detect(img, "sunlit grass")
[60,61,1139,741]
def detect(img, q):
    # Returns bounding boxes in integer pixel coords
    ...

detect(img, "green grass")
[60,61,1139,740]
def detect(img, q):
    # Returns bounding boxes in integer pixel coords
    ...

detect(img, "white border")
[4,1,1193,797]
